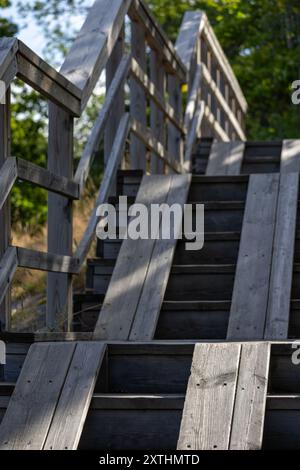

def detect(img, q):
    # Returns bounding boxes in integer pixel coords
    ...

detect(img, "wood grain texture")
[0,247,18,306]
[206,141,245,175]
[93,175,172,340]
[265,173,299,339]
[16,247,80,274]
[130,19,147,170]
[0,157,17,211]
[230,342,270,450]
[281,140,300,173]
[129,174,191,340]
[175,11,203,72]
[177,343,241,450]
[44,342,106,450]
[227,174,279,340]
[168,75,184,173]
[150,50,165,174]
[0,342,76,449]
[0,38,18,81]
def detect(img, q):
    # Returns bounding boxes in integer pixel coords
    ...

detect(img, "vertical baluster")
[105,29,125,167]
[47,105,74,331]
[130,20,147,170]
[0,88,11,330]
[168,75,183,172]
[150,50,165,174]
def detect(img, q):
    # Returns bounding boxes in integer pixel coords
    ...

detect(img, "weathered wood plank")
[93,175,172,340]
[177,343,241,450]
[150,50,165,174]
[175,11,203,73]
[75,54,130,192]
[47,105,74,331]
[16,247,80,274]
[104,30,124,167]
[206,141,245,176]
[17,158,79,199]
[0,342,75,449]
[130,19,147,170]
[230,342,270,450]
[0,247,18,307]
[184,101,204,171]
[281,140,300,173]
[168,75,184,172]
[76,113,130,266]
[60,0,131,110]
[265,173,299,339]
[0,157,17,212]
[131,119,181,173]
[130,174,191,340]
[44,342,106,450]
[0,89,11,330]
[227,174,280,340]
[17,47,81,116]
[0,38,18,82]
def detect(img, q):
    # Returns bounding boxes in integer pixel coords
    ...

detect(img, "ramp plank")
[265,173,299,339]
[230,342,270,450]
[206,141,245,175]
[130,174,191,340]
[177,343,241,450]
[281,140,300,173]
[0,342,75,449]
[227,174,279,340]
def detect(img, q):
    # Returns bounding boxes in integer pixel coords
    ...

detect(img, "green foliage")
[147,0,300,140]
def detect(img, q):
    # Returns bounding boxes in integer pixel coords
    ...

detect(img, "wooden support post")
[130,19,147,170]
[150,50,165,174]
[168,75,183,173]
[0,89,11,331]
[47,104,74,331]
[104,29,124,166]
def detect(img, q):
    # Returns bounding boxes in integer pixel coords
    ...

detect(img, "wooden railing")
[176,11,247,167]
[0,0,247,332]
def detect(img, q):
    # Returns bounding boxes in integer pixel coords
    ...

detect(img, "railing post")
[130,19,147,170]
[168,75,183,172]
[105,29,125,167]
[47,104,74,331]
[150,50,165,174]
[0,88,11,331]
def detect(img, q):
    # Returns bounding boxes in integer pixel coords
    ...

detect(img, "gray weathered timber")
[0,342,75,449]
[0,89,11,330]
[206,141,245,176]
[129,0,186,81]
[93,175,172,340]
[281,140,300,173]
[17,158,80,199]
[227,174,279,340]
[175,11,203,73]
[130,19,147,170]
[16,247,80,275]
[168,75,184,172]
[44,342,106,450]
[177,343,241,450]
[60,0,131,110]
[104,30,124,167]
[0,247,18,307]
[131,119,181,173]
[130,175,191,340]
[75,55,130,192]
[47,105,74,331]
[17,52,80,116]
[184,63,202,133]
[265,173,299,339]
[0,38,18,80]
[76,114,130,266]
[0,158,17,211]
[184,100,204,170]
[150,50,166,174]
[230,343,270,450]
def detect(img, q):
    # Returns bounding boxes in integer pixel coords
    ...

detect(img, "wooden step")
[87,260,236,301]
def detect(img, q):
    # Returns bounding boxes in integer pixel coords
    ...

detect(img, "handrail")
[0,0,247,332]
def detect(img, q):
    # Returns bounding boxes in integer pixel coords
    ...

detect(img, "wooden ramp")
[94,174,191,340]
[178,342,270,450]
[206,141,245,175]
[0,341,105,450]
